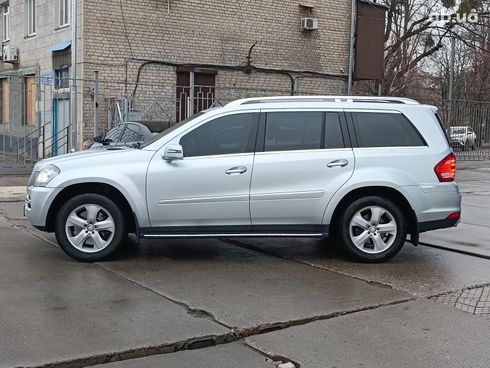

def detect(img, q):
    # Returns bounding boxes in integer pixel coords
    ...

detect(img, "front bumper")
[25,186,62,230]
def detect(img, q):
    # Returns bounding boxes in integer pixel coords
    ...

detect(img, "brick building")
[0,0,351,150]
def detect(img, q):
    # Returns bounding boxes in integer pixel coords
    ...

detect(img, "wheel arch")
[45,183,137,233]
[326,185,419,242]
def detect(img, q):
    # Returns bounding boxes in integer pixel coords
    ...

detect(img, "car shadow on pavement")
[114,235,350,262]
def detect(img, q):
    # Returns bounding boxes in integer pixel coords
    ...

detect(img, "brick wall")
[81,0,351,140]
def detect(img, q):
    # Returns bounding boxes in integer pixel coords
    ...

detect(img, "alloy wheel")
[349,206,398,254]
[65,204,115,253]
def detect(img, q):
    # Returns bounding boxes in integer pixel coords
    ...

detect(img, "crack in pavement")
[420,241,490,260]
[223,238,397,291]
[0,215,423,368]
[26,297,416,368]
[245,341,302,368]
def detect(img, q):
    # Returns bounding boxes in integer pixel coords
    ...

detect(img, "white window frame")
[2,4,9,42]
[56,0,70,28]
[25,0,37,37]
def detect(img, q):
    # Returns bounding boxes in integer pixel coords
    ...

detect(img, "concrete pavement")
[247,300,490,368]
[0,161,489,367]
[420,161,490,258]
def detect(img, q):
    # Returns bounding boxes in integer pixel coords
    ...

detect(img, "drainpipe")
[70,0,78,151]
[347,0,356,95]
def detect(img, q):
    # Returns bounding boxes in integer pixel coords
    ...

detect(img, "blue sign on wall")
[41,72,54,85]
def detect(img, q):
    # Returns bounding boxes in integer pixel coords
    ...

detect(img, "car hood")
[34,147,145,171]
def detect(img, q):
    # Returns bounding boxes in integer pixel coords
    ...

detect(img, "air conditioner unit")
[3,46,18,63]
[301,17,319,31]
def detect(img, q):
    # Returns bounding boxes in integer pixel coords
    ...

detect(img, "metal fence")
[421,98,490,160]
[1,74,489,174]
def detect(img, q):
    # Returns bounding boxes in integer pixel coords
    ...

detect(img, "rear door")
[250,110,354,227]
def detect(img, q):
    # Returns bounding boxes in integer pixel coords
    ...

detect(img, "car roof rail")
[225,96,420,107]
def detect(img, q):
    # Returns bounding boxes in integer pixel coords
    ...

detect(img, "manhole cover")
[433,286,490,317]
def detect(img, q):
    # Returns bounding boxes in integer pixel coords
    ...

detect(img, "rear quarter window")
[351,112,426,147]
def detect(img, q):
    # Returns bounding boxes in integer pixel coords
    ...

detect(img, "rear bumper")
[419,218,460,233]
[404,183,462,224]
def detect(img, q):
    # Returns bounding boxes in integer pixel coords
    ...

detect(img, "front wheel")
[338,196,407,262]
[54,194,127,262]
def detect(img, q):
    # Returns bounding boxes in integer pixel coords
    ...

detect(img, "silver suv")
[25,96,461,262]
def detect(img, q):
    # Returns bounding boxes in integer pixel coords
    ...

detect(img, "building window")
[54,67,69,89]
[24,76,36,126]
[0,79,9,125]
[2,4,9,42]
[56,0,69,28]
[26,0,36,36]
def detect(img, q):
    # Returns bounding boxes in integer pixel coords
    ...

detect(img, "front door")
[250,110,354,227]
[146,112,259,230]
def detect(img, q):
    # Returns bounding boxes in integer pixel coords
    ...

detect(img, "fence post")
[189,71,195,117]
[42,124,45,159]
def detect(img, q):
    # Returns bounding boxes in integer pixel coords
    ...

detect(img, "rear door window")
[325,112,345,149]
[351,112,425,147]
[263,111,346,152]
[265,112,323,152]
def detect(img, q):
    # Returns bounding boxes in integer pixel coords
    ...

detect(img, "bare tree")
[373,0,489,96]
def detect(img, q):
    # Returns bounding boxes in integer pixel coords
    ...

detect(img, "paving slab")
[420,222,490,258]
[229,238,490,297]
[247,300,490,368]
[101,239,410,329]
[0,219,229,368]
[93,342,270,368]
[458,193,490,227]
[0,186,26,202]
[0,175,29,187]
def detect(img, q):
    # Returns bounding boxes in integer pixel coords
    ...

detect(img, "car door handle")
[327,159,349,168]
[225,166,247,175]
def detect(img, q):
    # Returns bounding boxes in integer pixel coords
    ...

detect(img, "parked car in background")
[448,126,477,151]
[25,96,461,263]
[90,122,155,149]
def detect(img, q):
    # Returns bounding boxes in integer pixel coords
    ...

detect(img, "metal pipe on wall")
[70,0,78,151]
[347,0,356,95]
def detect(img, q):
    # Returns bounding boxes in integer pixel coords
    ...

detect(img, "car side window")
[351,112,425,147]
[180,113,256,157]
[120,124,143,143]
[325,112,345,149]
[104,124,124,142]
[265,112,323,152]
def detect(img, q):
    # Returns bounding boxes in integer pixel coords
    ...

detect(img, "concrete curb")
[0,186,26,202]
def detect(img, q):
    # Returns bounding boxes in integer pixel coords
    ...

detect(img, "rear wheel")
[54,194,127,262]
[338,196,407,262]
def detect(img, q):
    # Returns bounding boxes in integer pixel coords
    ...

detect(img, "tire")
[338,196,407,262]
[54,193,127,262]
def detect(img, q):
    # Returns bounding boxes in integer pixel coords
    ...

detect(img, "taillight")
[434,153,456,182]
[447,212,461,220]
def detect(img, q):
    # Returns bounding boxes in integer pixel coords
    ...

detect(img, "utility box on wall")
[354,0,387,81]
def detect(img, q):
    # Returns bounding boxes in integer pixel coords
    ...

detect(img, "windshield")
[139,112,207,148]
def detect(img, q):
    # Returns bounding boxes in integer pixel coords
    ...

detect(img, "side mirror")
[94,135,104,143]
[163,144,184,161]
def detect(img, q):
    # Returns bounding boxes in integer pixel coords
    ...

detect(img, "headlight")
[34,165,60,187]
